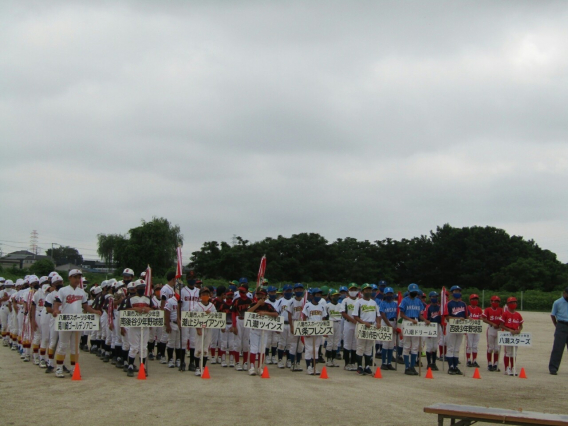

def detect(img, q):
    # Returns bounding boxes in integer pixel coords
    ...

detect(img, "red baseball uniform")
[500,310,523,331]
[482,306,503,326]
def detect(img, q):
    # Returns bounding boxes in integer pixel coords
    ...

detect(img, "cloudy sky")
[1,1,567,264]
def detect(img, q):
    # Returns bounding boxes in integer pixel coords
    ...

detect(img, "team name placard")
[55,314,100,331]
[292,320,333,336]
[498,332,532,347]
[356,324,393,341]
[402,321,438,337]
[119,310,164,328]
[448,318,483,334]
[244,312,284,331]
[181,311,226,329]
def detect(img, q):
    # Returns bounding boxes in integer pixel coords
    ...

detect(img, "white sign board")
[448,319,483,334]
[180,311,226,329]
[119,310,164,328]
[498,332,532,347]
[55,314,99,331]
[356,324,393,341]
[292,320,333,336]
[402,321,438,337]
[244,312,284,332]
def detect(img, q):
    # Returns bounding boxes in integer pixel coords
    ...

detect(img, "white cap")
[100,280,109,288]
[140,271,146,278]
[135,279,146,287]
[107,278,117,288]
[28,275,39,283]
[16,279,24,286]
[127,281,136,289]
[92,286,102,295]
[52,275,63,283]
[41,284,50,293]
[4,280,14,287]
[123,268,135,276]
[48,271,58,279]
[23,278,29,284]
[68,269,82,277]
[25,275,30,280]
[0,277,5,283]
[39,276,49,285]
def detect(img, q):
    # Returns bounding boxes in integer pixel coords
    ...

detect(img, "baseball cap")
[140,271,146,278]
[52,275,63,283]
[92,286,103,295]
[39,276,49,285]
[123,268,135,276]
[0,277,4,283]
[48,271,58,279]
[4,280,14,287]
[42,284,50,293]
[68,269,82,277]
[135,279,146,287]
[28,275,39,283]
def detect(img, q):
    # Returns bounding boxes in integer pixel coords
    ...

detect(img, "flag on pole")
[396,291,403,320]
[144,265,153,297]
[108,298,114,328]
[440,286,448,333]
[256,255,267,290]
[175,246,183,279]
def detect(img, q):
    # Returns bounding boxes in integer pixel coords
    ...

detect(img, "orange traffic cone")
[71,364,81,381]
[374,367,382,379]
[472,368,481,379]
[519,368,527,379]
[425,367,434,379]
[201,366,210,379]
[138,363,147,380]
[261,366,270,379]
[320,366,328,379]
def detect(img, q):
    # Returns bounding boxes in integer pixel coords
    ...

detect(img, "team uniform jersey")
[192,301,217,314]
[275,297,293,319]
[231,296,253,321]
[399,296,423,320]
[446,300,468,319]
[164,297,179,322]
[353,298,379,324]
[122,295,156,310]
[44,291,58,310]
[500,310,523,331]
[326,301,342,322]
[482,306,503,325]
[55,286,88,314]
[253,301,277,315]
[160,284,175,303]
[32,289,46,310]
[287,298,305,321]
[214,299,232,324]
[379,299,398,322]
[181,286,200,311]
[340,297,358,319]
[424,304,442,324]
[302,301,326,321]
[467,305,482,320]
[1,289,16,307]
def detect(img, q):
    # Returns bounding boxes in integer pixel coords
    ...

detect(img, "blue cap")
[309,287,321,295]
[384,287,394,294]
[293,283,304,289]
[267,286,277,292]
[450,285,461,291]
[378,280,387,287]
[239,277,248,284]
[229,285,237,292]
[408,283,420,292]
[429,291,439,297]
[403,291,409,297]
[283,284,292,291]
[371,284,378,290]
[339,286,348,292]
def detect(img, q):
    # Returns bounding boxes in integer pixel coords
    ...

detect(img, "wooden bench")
[424,403,568,426]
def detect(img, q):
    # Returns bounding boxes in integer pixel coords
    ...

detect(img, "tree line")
[189,224,568,292]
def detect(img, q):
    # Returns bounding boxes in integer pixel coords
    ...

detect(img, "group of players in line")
[0,269,524,378]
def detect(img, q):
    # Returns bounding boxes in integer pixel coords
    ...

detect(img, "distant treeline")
[190,224,568,292]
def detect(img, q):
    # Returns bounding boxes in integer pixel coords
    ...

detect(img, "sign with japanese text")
[356,324,393,341]
[498,332,532,347]
[55,314,99,331]
[120,310,164,328]
[244,312,284,332]
[402,321,438,337]
[292,320,333,336]
[448,319,483,334]
[181,311,226,329]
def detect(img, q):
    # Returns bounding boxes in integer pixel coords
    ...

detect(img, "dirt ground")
[1,311,566,426]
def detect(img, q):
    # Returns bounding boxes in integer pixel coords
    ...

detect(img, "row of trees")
[189,224,568,292]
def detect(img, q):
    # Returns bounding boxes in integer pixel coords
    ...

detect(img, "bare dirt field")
[1,311,566,426]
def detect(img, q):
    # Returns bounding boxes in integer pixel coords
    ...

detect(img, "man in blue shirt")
[399,283,426,376]
[549,287,568,375]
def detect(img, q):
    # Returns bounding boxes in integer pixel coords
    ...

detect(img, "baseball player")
[444,285,469,375]
[301,288,327,375]
[378,287,397,370]
[247,288,278,375]
[147,282,162,361]
[52,270,102,378]
[466,294,482,368]
[264,285,279,365]
[325,289,342,367]
[399,284,426,375]
[286,283,306,371]
[191,287,218,376]
[500,297,523,376]
[1,280,16,347]
[30,276,48,365]
[230,279,253,371]
[44,275,63,373]
[423,291,442,371]
[482,295,503,372]
[353,283,381,375]
[181,275,200,371]
[214,287,233,367]
[209,285,226,364]
[158,273,176,364]
[275,284,293,368]
[340,283,360,371]
[163,284,181,369]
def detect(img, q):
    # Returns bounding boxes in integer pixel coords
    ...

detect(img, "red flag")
[144,265,153,297]
[396,291,403,320]
[256,255,267,290]
[440,286,448,334]
[175,246,183,279]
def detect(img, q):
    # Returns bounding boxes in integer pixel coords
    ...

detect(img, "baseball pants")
[356,337,374,357]
[486,326,500,353]
[0,306,9,338]
[343,323,357,351]
[128,327,149,359]
[467,333,480,354]
[426,324,443,352]
[277,324,290,351]
[287,330,304,355]
[195,328,213,358]
[55,331,78,365]
[446,332,464,358]
[220,323,234,353]
[167,323,180,349]
[304,336,322,361]
[233,318,250,353]
[325,321,341,354]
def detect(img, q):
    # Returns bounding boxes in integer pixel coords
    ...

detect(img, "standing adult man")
[549,287,568,375]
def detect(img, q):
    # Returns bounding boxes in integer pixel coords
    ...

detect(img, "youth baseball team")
[0,269,525,379]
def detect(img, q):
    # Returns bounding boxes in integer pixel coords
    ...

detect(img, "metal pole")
[482,290,485,309]
[521,291,523,311]
[418,336,422,377]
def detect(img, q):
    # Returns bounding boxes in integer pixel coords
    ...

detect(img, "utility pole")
[30,230,39,257]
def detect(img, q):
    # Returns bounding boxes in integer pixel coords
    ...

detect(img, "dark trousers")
[549,321,568,373]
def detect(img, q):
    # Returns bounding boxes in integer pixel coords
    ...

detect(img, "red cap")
[490,295,501,302]
[469,294,479,300]
[507,297,517,304]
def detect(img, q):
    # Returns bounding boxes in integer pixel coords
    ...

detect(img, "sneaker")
[472,361,480,368]
[221,360,228,367]
[448,368,456,375]
[505,367,511,376]
[45,365,54,374]
[188,363,196,372]
[292,363,303,372]
[243,362,248,371]
[277,360,285,368]
[195,367,201,377]
[210,357,217,364]
[168,359,175,368]
[175,359,181,368]
[357,366,365,375]
[317,357,325,364]
[336,352,342,360]
[55,367,65,378]
[103,354,110,363]
[127,367,134,377]
[62,365,71,374]
[488,365,494,372]
[387,364,396,371]
[235,362,243,371]
[39,359,47,368]
[180,362,186,371]
[90,345,97,354]
[23,355,30,362]
[326,360,334,367]
[381,364,390,370]
[307,366,314,375]
[248,367,257,376]
[454,368,463,375]
[431,364,439,371]
[331,359,340,367]
[156,354,162,361]
[286,359,292,369]
[33,357,40,365]
[123,364,129,372]
[266,356,272,365]
[364,366,373,375]
[111,356,117,365]
[148,353,155,361]
[160,357,168,364]
[404,368,414,375]
[467,361,472,367]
